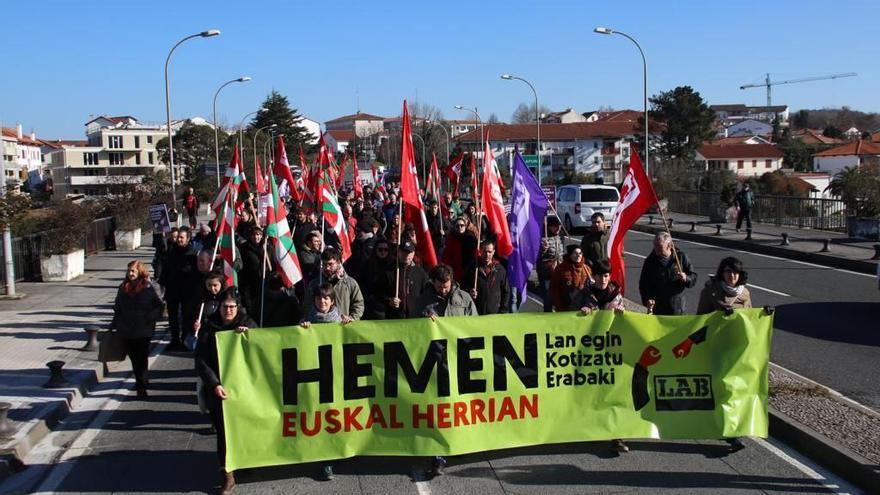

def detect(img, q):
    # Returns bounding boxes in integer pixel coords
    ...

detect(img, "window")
[108,135,123,149]
[135,153,141,165]
[581,188,620,202]
[148,152,154,164]
[134,136,140,148]
[109,152,124,165]
[737,160,744,169]
[752,160,757,168]
[765,159,772,168]
[83,152,99,165]
[147,135,153,144]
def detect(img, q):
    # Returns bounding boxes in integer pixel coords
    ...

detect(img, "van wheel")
[564,214,575,235]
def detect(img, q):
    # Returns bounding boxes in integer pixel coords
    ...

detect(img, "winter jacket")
[110,280,164,339]
[463,260,511,315]
[262,286,302,327]
[292,220,318,250]
[537,234,565,280]
[361,254,395,320]
[572,281,624,312]
[696,277,752,314]
[550,259,592,311]
[298,248,321,284]
[159,243,200,301]
[425,211,450,254]
[580,229,610,269]
[380,262,429,319]
[195,311,257,391]
[415,282,478,317]
[303,270,365,320]
[346,233,378,285]
[735,188,754,210]
[638,248,698,315]
[442,230,478,282]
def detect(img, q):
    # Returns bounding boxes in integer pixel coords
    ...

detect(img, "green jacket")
[580,229,609,269]
[304,271,365,320]
[415,282,478,317]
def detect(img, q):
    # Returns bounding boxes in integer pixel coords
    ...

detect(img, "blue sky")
[2,0,878,139]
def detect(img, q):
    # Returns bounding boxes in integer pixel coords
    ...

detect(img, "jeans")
[736,208,752,230]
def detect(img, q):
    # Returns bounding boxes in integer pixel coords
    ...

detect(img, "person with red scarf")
[110,260,164,398]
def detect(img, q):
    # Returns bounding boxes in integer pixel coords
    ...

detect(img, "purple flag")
[507,152,550,309]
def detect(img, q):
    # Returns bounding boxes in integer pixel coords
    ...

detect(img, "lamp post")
[410,132,427,185]
[501,74,541,184]
[594,26,649,177]
[164,29,220,206]
[454,105,483,158]
[213,76,251,187]
[237,108,266,168]
[427,120,450,167]
[254,124,277,181]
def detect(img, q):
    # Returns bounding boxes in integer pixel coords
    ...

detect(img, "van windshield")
[581,189,619,202]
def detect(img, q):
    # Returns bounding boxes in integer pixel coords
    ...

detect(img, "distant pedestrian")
[638,232,697,315]
[182,186,200,229]
[110,261,163,398]
[734,183,754,232]
[697,256,752,314]
[195,289,255,495]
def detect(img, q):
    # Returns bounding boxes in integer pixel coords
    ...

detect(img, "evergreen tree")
[250,90,312,154]
[649,86,717,163]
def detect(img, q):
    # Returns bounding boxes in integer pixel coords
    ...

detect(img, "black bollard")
[0,402,15,437]
[781,233,790,246]
[43,361,69,389]
[667,218,674,229]
[690,221,696,232]
[820,239,831,253]
[872,244,880,260]
[745,228,752,240]
[715,224,722,236]
[649,216,654,225]
[82,325,99,352]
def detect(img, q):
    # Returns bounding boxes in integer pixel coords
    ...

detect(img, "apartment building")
[2,124,43,189]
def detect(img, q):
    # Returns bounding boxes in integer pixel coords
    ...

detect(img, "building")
[2,124,43,189]
[784,172,834,199]
[300,116,321,145]
[323,112,385,136]
[710,135,772,145]
[710,104,789,125]
[447,119,479,137]
[542,108,587,124]
[812,139,880,176]
[324,129,354,154]
[695,144,784,177]
[43,115,167,197]
[454,121,646,183]
[721,119,773,138]
[791,129,843,146]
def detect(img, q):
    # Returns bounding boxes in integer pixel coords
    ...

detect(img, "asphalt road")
[4,351,858,495]
[589,230,880,411]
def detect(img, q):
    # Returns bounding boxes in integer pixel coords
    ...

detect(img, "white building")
[542,108,587,124]
[447,119,479,137]
[812,139,880,176]
[324,129,353,154]
[44,115,167,197]
[696,144,784,177]
[2,124,43,189]
[300,116,320,145]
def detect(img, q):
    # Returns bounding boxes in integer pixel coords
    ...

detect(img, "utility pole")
[0,121,19,298]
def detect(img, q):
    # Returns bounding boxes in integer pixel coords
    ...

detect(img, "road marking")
[624,251,646,259]
[630,229,876,279]
[414,477,433,495]
[752,436,863,494]
[745,283,790,297]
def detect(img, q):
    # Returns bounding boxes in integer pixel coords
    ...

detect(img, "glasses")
[221,304,238,310]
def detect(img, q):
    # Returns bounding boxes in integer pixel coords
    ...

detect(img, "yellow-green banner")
[217,309,772,471]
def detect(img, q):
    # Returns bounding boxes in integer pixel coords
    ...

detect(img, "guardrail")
[666,191,850,232]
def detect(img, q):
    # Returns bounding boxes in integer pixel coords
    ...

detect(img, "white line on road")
[745,282,790,297]
[752,436,864,494]
[624,251,646,259]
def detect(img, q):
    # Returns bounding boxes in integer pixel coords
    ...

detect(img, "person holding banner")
[302,248,364,323]
[696,257,752,315]
[416,263,478,319]
[638,232,698,315]
[464,240,511,315]
[195,289,255,495]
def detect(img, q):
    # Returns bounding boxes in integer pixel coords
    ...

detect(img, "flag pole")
[394,198,403,300]
[655,201,684,274]
[472,153,483,292]
[195,199,228,337]
[259,237,268,327]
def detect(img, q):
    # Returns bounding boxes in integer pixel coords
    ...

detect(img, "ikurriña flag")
[606,151,659,294]
[266,174,303,287]
[320,172,352,261]
[399,100,438,268]
[507,152,550,308]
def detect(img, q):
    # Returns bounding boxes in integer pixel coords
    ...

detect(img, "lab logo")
[653,374,714,411]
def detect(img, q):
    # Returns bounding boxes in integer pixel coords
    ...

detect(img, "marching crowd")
[110,182,754,494]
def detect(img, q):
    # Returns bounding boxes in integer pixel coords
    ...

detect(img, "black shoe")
[319,464,334,481]
[727,438,746,452]
[429,456,446,477]
[136,387,148,399]
[613,439,629,453]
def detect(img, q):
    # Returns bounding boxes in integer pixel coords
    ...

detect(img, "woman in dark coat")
[195,289,256,495]
[110,260,164,398]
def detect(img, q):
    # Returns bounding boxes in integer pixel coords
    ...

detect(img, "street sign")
[149,203,171,233]
[541,186,556,209]
[522,154,539,170]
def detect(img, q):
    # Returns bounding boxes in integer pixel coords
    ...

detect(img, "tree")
[250,90,313,154]
[156,121,225,200]
[487,113,500,124]
[776,136,817,172]
[0,192,31,233]
[511,102,552,124]
[828,162,880,217]
[822,125,844,139]
[649,86,717,163]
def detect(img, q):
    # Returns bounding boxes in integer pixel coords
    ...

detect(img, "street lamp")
[237,108,267,168]
[213,76,251,187]
[254,123,278,172]
[426,120,450,168]
[594,26,650,177]
[164,29,221,207]
[410,132,427,185]
[501,74,541,184]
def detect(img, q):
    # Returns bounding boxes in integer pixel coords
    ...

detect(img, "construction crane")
[740,72,857,107]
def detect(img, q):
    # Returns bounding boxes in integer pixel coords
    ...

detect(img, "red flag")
[352,153,364,199]
[336,154,347,190]
[445,152,463,182]
[399,100,438,268]
[607,151,659,294]
[211,145,246,221]
[481,134,513,258]
[298,146,312,202]
[371,163,386,195]
[310,133,331,204]
[273,136,296,196]
[254,154,267,194]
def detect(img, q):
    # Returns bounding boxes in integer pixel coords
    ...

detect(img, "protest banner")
[217,309,772,471]
[148,203,171,233]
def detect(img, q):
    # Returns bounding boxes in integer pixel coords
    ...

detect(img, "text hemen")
[281,335,538,405]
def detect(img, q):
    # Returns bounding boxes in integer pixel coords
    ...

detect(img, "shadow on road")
[775,302,880,346]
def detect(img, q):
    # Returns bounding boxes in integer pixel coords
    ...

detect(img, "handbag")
[98,331,127,362]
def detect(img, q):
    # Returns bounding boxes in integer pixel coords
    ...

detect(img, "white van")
[555,184,620,232]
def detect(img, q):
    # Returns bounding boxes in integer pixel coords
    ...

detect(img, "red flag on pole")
[481,134,513,258]
[607,151,659,294]
[310,133,332,205]
[298,146,311,203]
[352,153,364,199]
[399,100,438,268]
[254,154,267,194]
[273,136,296,196]
[320,171,352,261]
[335,154,347,190]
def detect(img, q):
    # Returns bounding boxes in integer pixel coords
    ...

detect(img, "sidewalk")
[634,211,879,274]
[0,245,158,470]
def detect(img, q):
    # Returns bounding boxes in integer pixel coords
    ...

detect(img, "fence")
[0,216,115,284]
[666,191,850,232]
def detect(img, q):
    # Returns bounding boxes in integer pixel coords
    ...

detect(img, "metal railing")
[666,191,850,232]
[0,216,116,285]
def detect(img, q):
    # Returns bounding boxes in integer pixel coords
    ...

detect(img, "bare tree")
[511,102,552,124]
[487,113,500,124]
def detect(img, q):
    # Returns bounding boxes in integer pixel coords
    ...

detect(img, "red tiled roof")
[595,110,642,122]
[1,127,41,146]
[792,129,842,145]
[325,112,385,124]
[710,136,766,145]
[454,121,643,143]
[325,129,354,141]
[39,139,90,149]
[813,139,880,157]
[697,144,783,159]
[870,131,880,143]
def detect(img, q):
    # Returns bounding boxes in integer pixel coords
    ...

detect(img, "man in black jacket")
[159,226,200,350]
[238,227,265,318]
[425,199,450,258]
[638,232,697,315]
[464,240,511,315]
[381,241,429,319]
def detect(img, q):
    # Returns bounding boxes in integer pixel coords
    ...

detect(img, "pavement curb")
[768,407,880,492]
[631,222,878,275]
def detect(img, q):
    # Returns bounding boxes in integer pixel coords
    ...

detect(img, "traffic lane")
[617,231,880,410]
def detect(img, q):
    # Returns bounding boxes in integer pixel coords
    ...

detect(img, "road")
[596,230,880,411]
